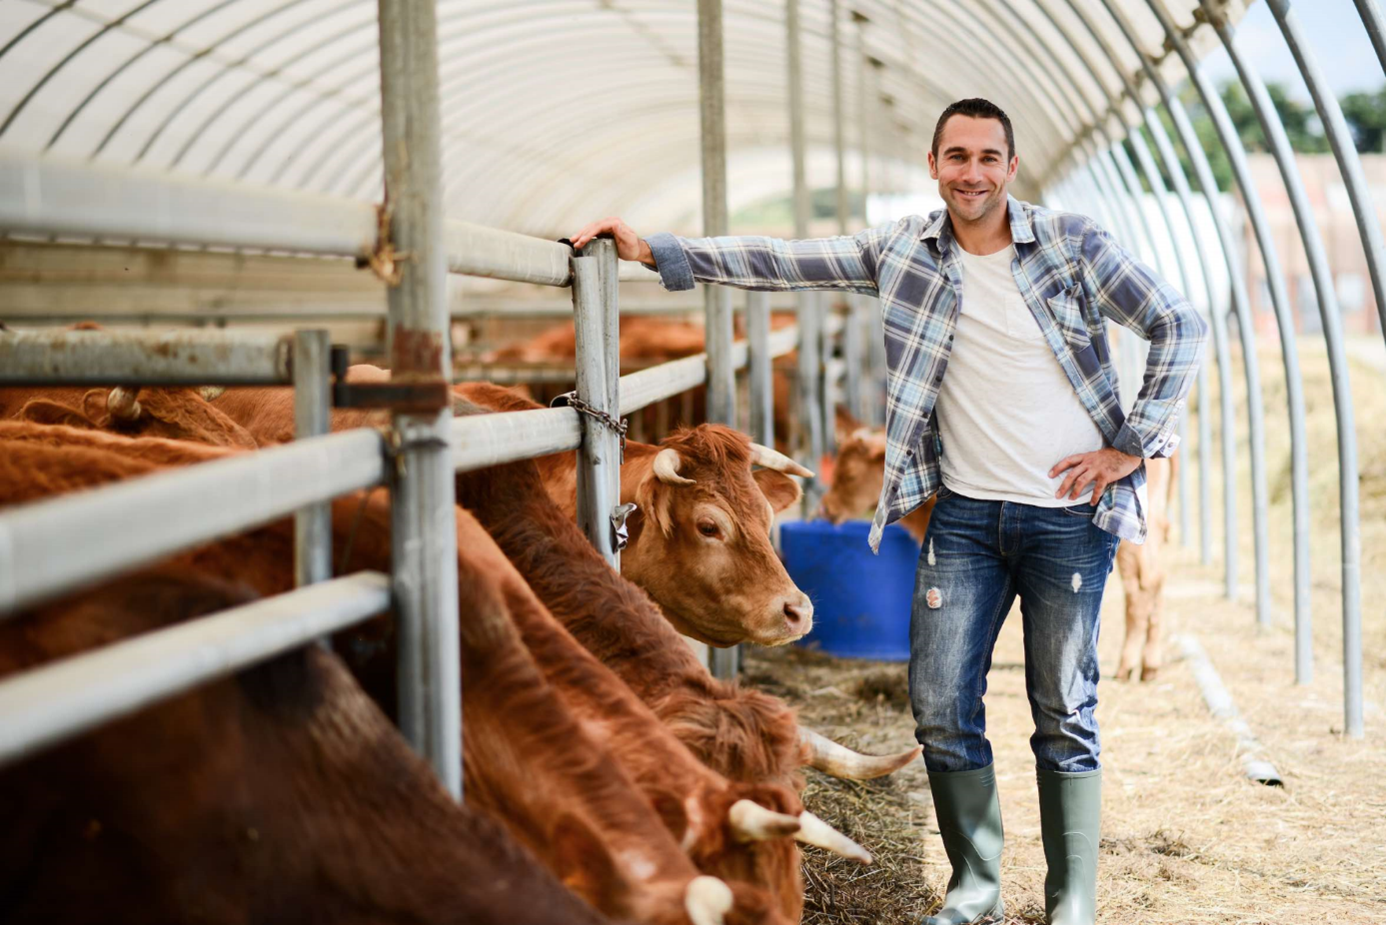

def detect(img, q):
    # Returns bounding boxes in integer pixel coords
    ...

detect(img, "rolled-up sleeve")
[1081,223,1208,459]
[643,220,901,294]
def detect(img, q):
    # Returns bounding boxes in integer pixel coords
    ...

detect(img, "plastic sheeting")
[0,0,1243,235]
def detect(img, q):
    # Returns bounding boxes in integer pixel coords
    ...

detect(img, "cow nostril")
[783,601,810,632]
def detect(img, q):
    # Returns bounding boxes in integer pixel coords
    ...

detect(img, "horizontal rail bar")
[0,329,293,386]
[444,406,582,471]
[0,151,377,255]
[0,428,386,616]
[444,221,573,287]
[619,354,707,415]
[0,572,391,768]
[617,325,800,416]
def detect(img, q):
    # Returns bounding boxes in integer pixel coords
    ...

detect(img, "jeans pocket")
[933,484,955,503]
[1058,501,1097,518]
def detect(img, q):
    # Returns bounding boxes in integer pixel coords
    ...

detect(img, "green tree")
[1341,87,1386,152]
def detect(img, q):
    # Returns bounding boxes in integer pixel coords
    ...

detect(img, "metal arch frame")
[1144,1,1303,637]
[1268,1,1386,345]
[1051,0,1211,561]
[1199,1,1361,696]
[1097,0,1269,615]
[1353,0,1386,78]
[1262,0,1370,738]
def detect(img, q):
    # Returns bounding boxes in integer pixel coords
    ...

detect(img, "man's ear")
[753,469,802,514]
[1008,154,1019,183]
[928,149,938,179]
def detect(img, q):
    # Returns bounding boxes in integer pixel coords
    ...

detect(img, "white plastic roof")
[0,0,1243,237]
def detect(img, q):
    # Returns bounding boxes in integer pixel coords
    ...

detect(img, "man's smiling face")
[927,114,1018,227]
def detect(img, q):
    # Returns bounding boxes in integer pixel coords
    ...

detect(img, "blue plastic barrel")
[780,519,921,661]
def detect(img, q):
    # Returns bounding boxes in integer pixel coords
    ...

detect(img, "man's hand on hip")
[1049,447,1142,506]
[570,217,655,266]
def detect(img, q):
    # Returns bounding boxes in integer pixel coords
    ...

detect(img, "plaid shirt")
[645,196,1207,552]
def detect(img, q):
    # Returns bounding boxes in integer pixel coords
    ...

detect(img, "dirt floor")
[745,342,1386,923]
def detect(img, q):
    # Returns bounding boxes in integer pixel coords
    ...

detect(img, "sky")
[1199,0,1384,99]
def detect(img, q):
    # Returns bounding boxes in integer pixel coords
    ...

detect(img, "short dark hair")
[931,98,1015,162]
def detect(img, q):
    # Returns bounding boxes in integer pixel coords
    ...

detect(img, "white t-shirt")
[934,243,1106,507]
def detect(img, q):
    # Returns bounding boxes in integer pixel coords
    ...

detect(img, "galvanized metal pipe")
[0,151,376,255]
[376,0,461,798]
[293,330,334,596]
[1099,0,1263,607]
[1141,106,1240,588]
[1204,1,1362,690]
[1264,0,1369,737]
[1150,0,1304,635]
[571,238,622,568]
[748,291,774,447]
[0,329,292,386]
[446,407,582,472]
[0,572,392,768]
[0,429,386,617]
[1353,0,1386,79]
[443,221,573,287]
[697,0,736,436]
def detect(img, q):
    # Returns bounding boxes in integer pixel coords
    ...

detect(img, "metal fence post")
[788,0,823,500]
[1265,0,1368,736]
[376,0,461,799]
[748,291,773,447]
[293,329,333,619]
[572,237,622,568]
[697,0,737,681]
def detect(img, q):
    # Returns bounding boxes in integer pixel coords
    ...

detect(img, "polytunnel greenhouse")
[0,1,1381,923]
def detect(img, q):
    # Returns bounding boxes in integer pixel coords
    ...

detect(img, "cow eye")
[697,520,722,539]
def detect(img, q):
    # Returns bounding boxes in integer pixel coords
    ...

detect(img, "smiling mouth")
[954,188,988,200]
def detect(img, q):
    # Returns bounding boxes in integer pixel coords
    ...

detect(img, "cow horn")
[799,727,922,780]
[727,799,802,842]
[106,386,142,422]
[795,811,872,864]
[749,443,814,478]
[653,448,695,485]
[683,875,734,925]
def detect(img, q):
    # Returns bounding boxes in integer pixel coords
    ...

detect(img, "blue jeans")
[909,487,1121,774]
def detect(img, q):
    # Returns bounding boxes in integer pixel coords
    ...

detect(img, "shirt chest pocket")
[1046,286,1107,379]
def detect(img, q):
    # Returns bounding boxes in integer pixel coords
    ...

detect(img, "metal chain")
[562,394,628,462]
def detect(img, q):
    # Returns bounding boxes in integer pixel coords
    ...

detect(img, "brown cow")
[0,424,795,925]
[449,421,923,793]
[208,372,817,647]
[0,568,619,925]
[0,384,257,449]
[819,408,1182,683]
[1114,453,1177,682]
[456,383,815,648]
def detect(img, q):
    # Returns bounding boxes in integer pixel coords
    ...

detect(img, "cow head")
[622,425,814,647]
[819,406,887,525]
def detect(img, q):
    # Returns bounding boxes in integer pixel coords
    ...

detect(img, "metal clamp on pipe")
[329,345,451,413]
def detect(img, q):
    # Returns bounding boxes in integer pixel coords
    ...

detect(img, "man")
[570,98,1206,925]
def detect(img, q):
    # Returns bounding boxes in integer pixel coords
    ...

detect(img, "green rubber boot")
[921,764,1005,925]
[1036,768,1102,925]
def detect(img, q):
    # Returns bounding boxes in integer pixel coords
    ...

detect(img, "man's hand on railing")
[570,217,656,267]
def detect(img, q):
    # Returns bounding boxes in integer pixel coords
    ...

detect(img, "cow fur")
[0,568,617,925]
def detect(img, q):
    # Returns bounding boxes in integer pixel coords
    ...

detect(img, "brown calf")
[1114,453,1178,682]
[0,385,257,449]
[0,568,618,925]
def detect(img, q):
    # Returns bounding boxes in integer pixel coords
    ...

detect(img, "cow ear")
[865,432,887,460]
[834,404,865,442]
[649,790,689,843]
[635,471,676,537]
[753,469,802,514]
[551,813,624,912]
